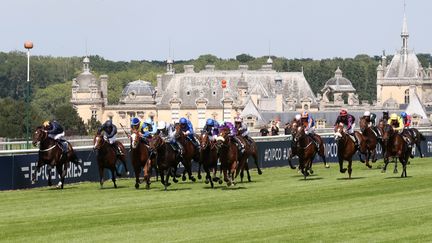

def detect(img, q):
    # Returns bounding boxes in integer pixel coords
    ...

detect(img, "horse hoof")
[218,180,223,184]
[31,180,35,185]
[191,177,196,182]
[205,179,209,184]
[212,177,219,182]
[135,183,139,189]
[290,166,296,170]
[325,164,330,168]
[182,176,186,181]
[309,170,314,175]
[367,164,372,169]
[258,170,262,175]
[165,182,171,187]
[197,174,202,180]
[421,154,425,158]
[114,184,118,189]
[146,184,150,190]
[173,178,178,183]
[340,169,347,174]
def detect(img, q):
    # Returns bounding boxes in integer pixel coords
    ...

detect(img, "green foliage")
[53,105,87,136]
[236,53,255,63]
[0,98,42,138]
[32,81,72,119]
[86,117,102,135]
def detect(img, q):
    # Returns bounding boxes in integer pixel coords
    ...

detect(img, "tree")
[236,53,255,63]
[53,105,87,136]
[87,117,102,135]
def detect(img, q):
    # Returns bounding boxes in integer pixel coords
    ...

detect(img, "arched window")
[404,89,410,104]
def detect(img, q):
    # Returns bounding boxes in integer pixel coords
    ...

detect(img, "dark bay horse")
[93,134,129,188]
[291,125,329,179]
[334,123,370,179]
[359,117,378,164]
[401,128,426,158]
[381,124,410,177]
[217,127,239,186]
[235,135,263,183]
[174,124,197,182]
[130,130,153,189]
[149,134,179,190]
[198,132,219,188]
[32,126,81,189]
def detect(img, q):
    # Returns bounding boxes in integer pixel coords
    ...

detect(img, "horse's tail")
[419,131,426,141]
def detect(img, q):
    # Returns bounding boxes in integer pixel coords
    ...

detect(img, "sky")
[1,0,431,61]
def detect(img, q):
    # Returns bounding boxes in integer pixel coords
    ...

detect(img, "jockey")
[220,120,245,154]
[145,112,157,136]
[234,116,254,145]
[300,111,319,151]
[362,111,377,127]
[98,119,123,155]
[334,109,359,149]
[178,117,200,150]
[387,113,404,132]
[43,120,68,156]
[130,117,150,144]
[401,111,416,139]
[203,118,220,140]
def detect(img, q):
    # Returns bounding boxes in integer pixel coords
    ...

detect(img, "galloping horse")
[235,135,262,182]
[291,124,329,179]
[334,123,369,179]
[93,134,129,188]
[174,124,197,182]
[32,126,81,189]
[381,124,410,177]
[359,117,378,164]
[401,128,426,158]
[130,130,153,189]
[149,134,179,190]
[198,132,219,188]
[217,127,239,186]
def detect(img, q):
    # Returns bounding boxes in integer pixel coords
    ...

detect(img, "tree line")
[0,51,431,139]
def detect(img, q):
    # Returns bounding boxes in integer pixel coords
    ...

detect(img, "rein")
[39,144,57,152]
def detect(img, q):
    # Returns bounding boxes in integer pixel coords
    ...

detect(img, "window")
[303,104,309,110]
[186,91,191,96]
[405,89,410,104]
[212,91,216,96]
[91,110,97,120]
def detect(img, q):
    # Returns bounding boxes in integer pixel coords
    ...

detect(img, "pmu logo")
[21,161,92,182]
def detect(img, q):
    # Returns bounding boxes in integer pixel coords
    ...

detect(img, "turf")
[1,158,432,243]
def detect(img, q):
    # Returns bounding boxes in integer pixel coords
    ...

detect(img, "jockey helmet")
[340,109,348,116]
[390,113,398,120]
[206,119,214,126]
[157,121,166,130]
[234,116,243,123]
[43,120,50,127]
[105,119,112,127]
[179,117,187,124]
[295,114,301,121]
[301,111,309,118]
[383,110,389,115]
[131,117,140,126]
[400,112,407,118]
[364,111,370,116]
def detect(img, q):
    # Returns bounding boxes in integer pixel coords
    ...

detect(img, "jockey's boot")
[245,135,254,145]
[351,133,359,150]
[233,136,245,154]
[113,144,123,156]
[191,137,200,151]
[176,142,184,160]
[59,140,68,157]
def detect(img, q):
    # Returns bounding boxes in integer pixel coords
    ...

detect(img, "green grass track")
[1,158,432,242]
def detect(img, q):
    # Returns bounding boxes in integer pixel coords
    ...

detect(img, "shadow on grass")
[161,187,192,192]
[336,177,365,180]
[47,186,79,190]
[221,186,247,190]
[99,185,128,190]
[384,176,412,179]
[298,177,323,181]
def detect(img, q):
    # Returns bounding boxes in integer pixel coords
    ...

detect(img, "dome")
[321,67,356,92]
[266,57,273,64]
[122,80,155,99]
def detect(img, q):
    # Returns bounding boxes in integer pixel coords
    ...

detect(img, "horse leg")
[393,158,398,174]
[338,157,347,174]
[32,162,43,184]
[382,156,389,173]
[183,159,196,182]
[245,162,251,182]
[197,162,202,180]
[365,150,372,169]
[348,160,353,179]
[47,166,52,187]
[99,164,104,188]
[56,164,65,189]
[319,142,329,168]
[164,168,171,190]
[143,159,152,190]
[252,152,262,175]
[159,169,165,186]
[287,152,296,170]
[110,167,117,188]
[134,164,141,189]
[371,149,377,163]
[119,156,129,176]
[415,141,424,158]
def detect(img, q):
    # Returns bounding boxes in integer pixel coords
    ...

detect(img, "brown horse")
[359,117,378,164]
[93,134,129,188]
[174,124,197,182]
[149,134,179,190]
[381,124,410,177]
[217,127,239,186]
[130,130,153,189]
[334,123,370,179]
[234,135,263,182]
[285,121,298,169]
[198,132,219,188]
[32,126,81,189]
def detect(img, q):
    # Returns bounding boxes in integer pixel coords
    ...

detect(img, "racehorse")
[149,134,179,190]
[381,124,410,177]
[198,132,219,188]
[334,123,370,179]
[285,121,298,169]
[130,130,153,189]
[93,134,129,188]
[217,127,239,186]
[401,128,426,158]
[174,123,197,182]
[359,117,378,164]
[235,135,263,182]
[292,123,330,179]
[32,126,81,189]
